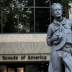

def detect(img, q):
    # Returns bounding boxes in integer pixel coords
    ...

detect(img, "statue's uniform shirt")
[63,24,72,44]
[47,18,72,50]
[47,18,72,72]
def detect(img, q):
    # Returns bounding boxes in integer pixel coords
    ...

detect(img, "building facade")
[0,0,71,72]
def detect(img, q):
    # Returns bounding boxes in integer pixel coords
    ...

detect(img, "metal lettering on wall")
[0,54,50,62]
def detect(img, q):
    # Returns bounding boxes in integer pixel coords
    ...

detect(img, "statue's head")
[51,3,63,18]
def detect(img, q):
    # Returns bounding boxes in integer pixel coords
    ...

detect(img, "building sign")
[0,54,50,62]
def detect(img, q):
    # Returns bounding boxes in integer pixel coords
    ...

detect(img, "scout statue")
[47,3,72,72]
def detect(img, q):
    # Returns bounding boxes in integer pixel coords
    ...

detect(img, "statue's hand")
[52,35,62,45]
[51,35,59,41]
[51,31,63,45]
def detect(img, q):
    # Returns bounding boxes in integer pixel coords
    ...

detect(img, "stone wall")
[0,34,51,61]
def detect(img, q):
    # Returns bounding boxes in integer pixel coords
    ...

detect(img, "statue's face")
[51,4,63,17]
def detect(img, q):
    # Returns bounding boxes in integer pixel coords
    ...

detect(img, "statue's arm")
[47,25,54,46]
[69,19,72,31]
[47,24,61,46]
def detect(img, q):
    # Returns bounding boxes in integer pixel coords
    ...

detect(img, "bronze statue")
[47,3,72,72]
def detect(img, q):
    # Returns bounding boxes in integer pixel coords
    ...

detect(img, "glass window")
[51,0,62,4]
[3,8,34,33]
[0,0,69,33]
[9,0,34,7]
[35,8,50,32]
[35,0,50,7]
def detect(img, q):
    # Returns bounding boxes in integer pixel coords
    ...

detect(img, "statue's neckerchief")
[53,17,66,32]
[53,17,66,27]
[53,17,71,32]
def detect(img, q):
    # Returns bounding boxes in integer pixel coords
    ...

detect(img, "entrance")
[0,62,49,72]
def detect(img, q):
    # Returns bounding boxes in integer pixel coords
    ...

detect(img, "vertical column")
[0,65,7,72]
[34,0,35,32]
[17,68,24,72]
[1,7,3,33]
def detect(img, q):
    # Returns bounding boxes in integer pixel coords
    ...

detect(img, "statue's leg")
[63,52,72,72]
[50,51,62,72]
[48,62,53,72]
